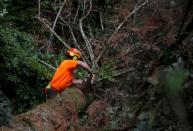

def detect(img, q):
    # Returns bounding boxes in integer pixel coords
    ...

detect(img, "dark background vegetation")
[0,0,193,130]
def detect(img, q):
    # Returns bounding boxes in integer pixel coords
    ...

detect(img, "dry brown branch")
[96,0,150,63]
[112,68,135,77]
[125,42,143,55]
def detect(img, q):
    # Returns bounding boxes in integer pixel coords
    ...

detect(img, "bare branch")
[112,68,135,77]
[48,0,66,46]
[53,0,66,30]
[96,0,150,63]
[37,58,56,70]
[79,0,98,68]
[95,45,105,63]
[38,0,41,18]
[73,0,80,23]
[82,0,92,20]
[68,24,91,65]
[124,42,142,55]
[100,12,104,30]
[80,0,86,20]
[88,23,94,38]
[37,17,70,49]
[133,1,138,24]
[58,16,91,65]
[79,20,96,67]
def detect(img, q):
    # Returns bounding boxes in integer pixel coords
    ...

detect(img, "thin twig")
[38,0,41,18]
[48,1,66,48]
[133,0,139,24]
[80,0,85,20]
[88,23,94,38]
[82,0,92,20]
[125,42,142,55]
[99,12,104,30]
[112,68,135,77]
[96,0,149,63]
[73,0,80,23]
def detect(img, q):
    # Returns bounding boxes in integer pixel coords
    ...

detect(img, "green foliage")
[93,0,114,9]
[98,61,116,82]
[41,0,53,9]
[56,50,67,65]
[0,90,12,126]
[163,62,188,93]
[104,0,114,9]
[0,0,10,16]
[76,69,87,79]
[0,0,40,33]
[0,26,51,113]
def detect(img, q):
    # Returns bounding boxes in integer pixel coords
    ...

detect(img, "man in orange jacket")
[44,48,94,98]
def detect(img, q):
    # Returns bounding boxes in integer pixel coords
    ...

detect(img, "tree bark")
[1,88,86,131]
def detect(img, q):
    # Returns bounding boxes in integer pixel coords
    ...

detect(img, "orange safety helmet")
[66,48,82,60]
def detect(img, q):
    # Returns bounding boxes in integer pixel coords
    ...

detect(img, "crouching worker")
[43,48,95,98]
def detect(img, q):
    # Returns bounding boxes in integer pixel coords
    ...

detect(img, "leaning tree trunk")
[1,88,86,131]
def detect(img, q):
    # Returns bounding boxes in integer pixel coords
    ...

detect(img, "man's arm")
[77,61,92,73]
[77,61,96,85]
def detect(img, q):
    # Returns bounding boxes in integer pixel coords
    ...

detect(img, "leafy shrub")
[0,26,52,114]
[0,90,12,126]
[0,0,10,16]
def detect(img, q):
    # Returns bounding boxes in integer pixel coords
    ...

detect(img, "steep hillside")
[0,0,193,130]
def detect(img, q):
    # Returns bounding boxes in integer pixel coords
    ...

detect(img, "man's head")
[66,48,82,60]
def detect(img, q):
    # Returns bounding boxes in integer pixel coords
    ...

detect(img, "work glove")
[88,71,95,82]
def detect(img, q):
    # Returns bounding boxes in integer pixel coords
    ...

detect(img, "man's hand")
[91,73,95,80]
[91,73,96,85]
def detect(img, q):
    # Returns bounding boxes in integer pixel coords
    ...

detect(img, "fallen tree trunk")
[1,88,86,131]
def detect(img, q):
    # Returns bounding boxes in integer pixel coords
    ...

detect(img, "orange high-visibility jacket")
[50,60,78,92]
